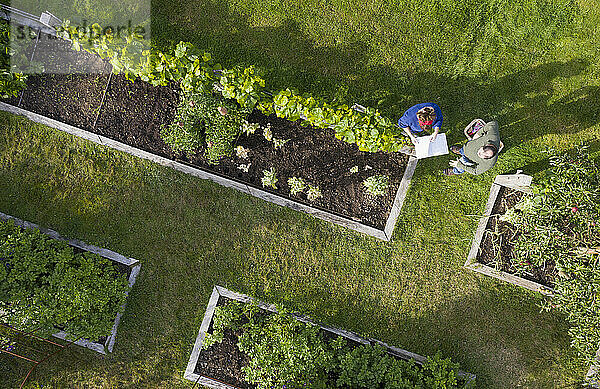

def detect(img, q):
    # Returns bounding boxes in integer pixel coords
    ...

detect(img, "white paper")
[414,133,449,159]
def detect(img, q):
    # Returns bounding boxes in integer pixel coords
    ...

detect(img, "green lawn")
[1,0,600,387]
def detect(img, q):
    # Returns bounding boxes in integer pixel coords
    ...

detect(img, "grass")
[1,0,600,387]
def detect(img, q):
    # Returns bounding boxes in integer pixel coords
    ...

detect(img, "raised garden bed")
[0,212,141,354]
[463,173,555,295]
[184,285,475,388]
[0,27,416,241]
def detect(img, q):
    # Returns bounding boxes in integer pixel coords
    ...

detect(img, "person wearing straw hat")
[397,103,443,144]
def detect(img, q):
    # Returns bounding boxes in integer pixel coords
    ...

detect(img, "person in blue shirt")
[397,103,443,144]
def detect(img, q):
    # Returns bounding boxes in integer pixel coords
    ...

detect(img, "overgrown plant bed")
[0,27,415,240]
[185,286,475,388]
[466,152,600,386]
[463,173,554,294]
[0,212,141,354]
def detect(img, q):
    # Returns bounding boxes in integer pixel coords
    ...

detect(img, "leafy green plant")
[288,177,306,196]
[219,65,266,108]
[0,220,130,341]
[0,22,32,99]
[261,168,278,189]
[263,125,273,142]
[307,185,323,202]
[161,92,251,164]
[205,300,470,388]
[240,120,260,135]
[363,175,390,196]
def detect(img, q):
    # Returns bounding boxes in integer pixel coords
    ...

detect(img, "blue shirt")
[397,103,443,133]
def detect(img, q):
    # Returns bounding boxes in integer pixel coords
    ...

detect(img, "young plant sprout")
[363,175,389,196]
[263,124,273,142]
[273,138,290,150]
[235,145,249,159]
[288,177,306,196]
[237,163,251,173]
[306,185,322,202]
[240,120,260,135]
[349,166,359,174]
[261,168,278,189]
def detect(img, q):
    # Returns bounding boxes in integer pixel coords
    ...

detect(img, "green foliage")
[363,175,390,196]
[0,220,130,341]
[219,65,266,108]
[288,177,306,196]
[161,92,251,164]
[269,88,407,152]
[205,300,469,388]
[57,21,218,92]
[306,185,323,202]
[261,168,278,189]
[504,147,600,370]
[60,20,409,153]
[0,22,30,99]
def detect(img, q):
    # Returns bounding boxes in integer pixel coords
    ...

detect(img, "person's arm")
[401,126,417,144]
[455,159,480,175]
[430,127,440,142]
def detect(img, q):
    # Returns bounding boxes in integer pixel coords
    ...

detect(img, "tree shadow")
[150,1,593,153]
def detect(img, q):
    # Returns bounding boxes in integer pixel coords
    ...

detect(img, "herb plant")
[261,168,278,189]
[363,175,390,196]
[288,177,306,196]
[0,220,130,341]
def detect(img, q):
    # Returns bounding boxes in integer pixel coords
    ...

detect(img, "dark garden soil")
[6,35,409,229]
[477,186,556,287]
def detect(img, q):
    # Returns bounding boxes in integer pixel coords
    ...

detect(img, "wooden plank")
[384,156,417,240]
[0,102,405,241]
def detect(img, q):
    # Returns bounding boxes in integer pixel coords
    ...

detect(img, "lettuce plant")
[363,175,390,196]
[288,177,306,196]
[261,168,278,189]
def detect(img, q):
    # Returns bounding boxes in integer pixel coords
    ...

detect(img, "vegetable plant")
[261,168,278,189]
[363,175,390,196]
[161,92,251,164]
[0,220,129,341]
[307,185,323,202]
[498,146,600,373]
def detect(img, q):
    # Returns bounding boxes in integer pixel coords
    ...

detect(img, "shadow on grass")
[151,1,594,141]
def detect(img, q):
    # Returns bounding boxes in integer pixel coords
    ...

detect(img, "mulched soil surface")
[477,186,556,287]
[7,37,409,229]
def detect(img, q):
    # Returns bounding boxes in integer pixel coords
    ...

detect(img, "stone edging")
[0,212,141,354]
[0,101,416,241]
[463,173,554,295]
[183,285,476,388]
